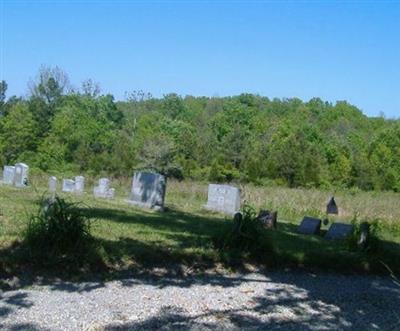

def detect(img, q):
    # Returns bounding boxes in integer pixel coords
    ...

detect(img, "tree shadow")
[1,204,400,293]
[100,271,400,331]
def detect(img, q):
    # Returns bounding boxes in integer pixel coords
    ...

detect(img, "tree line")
[0,66,399,191]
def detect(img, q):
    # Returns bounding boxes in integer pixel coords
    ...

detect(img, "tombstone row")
[1,163,29,187]
[3,164,357,241]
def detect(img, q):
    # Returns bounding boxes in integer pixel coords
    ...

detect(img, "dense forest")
[0,66,399,191]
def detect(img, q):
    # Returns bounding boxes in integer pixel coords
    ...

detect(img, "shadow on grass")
[1,205,400,292]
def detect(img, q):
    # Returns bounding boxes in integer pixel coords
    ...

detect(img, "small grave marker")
[127,172,166,211]
[257,210,278,229]
[62,179,76,193]
[298,216,322,235]
[326,197,338,215]
[14,163,29,187]
[205,184,240,215]
[93,178,115,199]
[74,176,85,194]
[48,176,57,195]
[325,222,353,240]
[2,166,15,185]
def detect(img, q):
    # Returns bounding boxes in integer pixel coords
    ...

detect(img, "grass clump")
[23,196,100,270]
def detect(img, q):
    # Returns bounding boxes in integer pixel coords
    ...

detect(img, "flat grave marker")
[325,222,353,240]
[298,216,322,235]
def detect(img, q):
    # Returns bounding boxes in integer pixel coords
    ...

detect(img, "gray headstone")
[325,222,353,240]
[205,184,241,215]
[93,178,114,199]
[298,216,322,235]
[14,163,29,187]
[74,176,85,194]
[127,172,166,210]
[48,176,57,194]
[62,179,75,193]
[2,166,15,185]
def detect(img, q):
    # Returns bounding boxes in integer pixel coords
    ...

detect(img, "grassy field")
[1,175,400,280]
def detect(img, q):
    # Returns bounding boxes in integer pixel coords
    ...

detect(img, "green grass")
[1,177,400,280]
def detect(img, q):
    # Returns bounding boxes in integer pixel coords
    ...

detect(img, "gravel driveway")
[1,271,399,331]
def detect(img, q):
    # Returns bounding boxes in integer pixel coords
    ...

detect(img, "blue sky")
[1,1,399,118]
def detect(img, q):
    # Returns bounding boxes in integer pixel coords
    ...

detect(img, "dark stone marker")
[326,197,338,215]
[257,210,278,229]
[298,217,322,235]
[325,222,353,240]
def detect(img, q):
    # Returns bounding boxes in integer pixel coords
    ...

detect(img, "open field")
[1,175,400,282]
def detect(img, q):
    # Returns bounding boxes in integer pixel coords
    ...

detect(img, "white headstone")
[205,184,241,215]
[93,177,114,199]
[2,166,15,185]
[48,176,57,194]
[74,176,85,194]
[62,179,75,193]
[127,172,166,210]
[14,163,29,187]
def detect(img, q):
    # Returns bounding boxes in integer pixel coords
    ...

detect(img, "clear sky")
[1,0,399,118]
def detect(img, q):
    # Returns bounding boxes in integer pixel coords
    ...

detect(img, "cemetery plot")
[325,223,353,240]
[298,216,322,235]
[205,184,241,215]
[127,172,166,211]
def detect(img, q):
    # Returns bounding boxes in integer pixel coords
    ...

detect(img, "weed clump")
[23,196,100,269]
[216,204,273,263]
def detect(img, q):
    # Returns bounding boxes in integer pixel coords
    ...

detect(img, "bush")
[216,203,273,262]
[23,196,99,268]
[347,216,381,252]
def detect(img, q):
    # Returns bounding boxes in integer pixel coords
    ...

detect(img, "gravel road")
[1,271,399,331]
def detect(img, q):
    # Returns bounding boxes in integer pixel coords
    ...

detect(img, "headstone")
[74,176,85,194]
[325,222,353,240]
[2,166,15,185]
[93,178,115,199]
[205,184,241,215]
[48,176,57,194]
[298,216,322,235]
[358,222,370,249]
[14,163,29,187]
[127,172,166,211]
[62,179,75,193]
[257,210,278,229]
[326,197,338,215]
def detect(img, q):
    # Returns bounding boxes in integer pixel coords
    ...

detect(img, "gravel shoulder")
[1,271,399,331]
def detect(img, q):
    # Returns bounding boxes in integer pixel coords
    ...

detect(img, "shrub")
[347,216,381,252]
[216,203,273,262]
[23,196,99,268]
